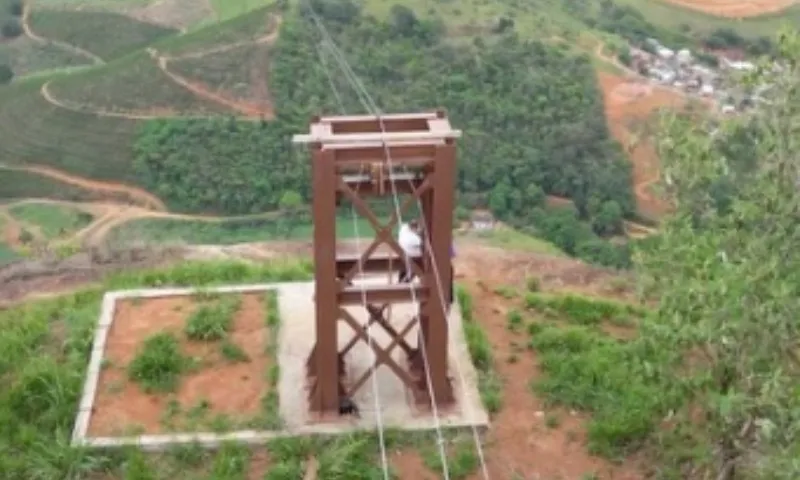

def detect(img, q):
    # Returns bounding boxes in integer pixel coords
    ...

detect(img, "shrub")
[1,19,22,39]
[0,64,13,85]
[9,0,23,17]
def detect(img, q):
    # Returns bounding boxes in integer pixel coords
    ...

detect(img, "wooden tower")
[292,110,461,415]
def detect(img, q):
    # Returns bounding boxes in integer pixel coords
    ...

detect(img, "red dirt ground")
[597,71,685,220]
[662,0,797,18]
[88,293,270,436]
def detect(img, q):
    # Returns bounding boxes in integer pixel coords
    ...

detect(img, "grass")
[107,215,380,245]
[48,50,234,115]
[0,37,91,78]
[0,169,96,201]
[456,285,503,414]
[184,295,241,341]
[460,225,565,256]
[209,0,275,21]
[28,10,177,61]
[261,290,281,428]
[8,202,93,238]
[128,332,188,392]
[0,80,140,185]
[619,0,800,39]
[526,321,680,457]
[523,292,647,327]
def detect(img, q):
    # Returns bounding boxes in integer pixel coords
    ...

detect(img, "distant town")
[628,37,774,115]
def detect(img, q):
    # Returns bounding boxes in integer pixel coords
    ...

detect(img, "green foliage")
[184,295,241,341]
[220,339,250,363]
[523,292,644,327]
[457,285,502,414]
[127,332,187,392]
[28,10,177,61]
[0,79,139,184]
[9,202,93,239]
[528,322,678,457]
[0,169,95,201]
[49,50,233,115]
[261,290,282,428]
[639,29,800,478]
[106,214,373,245]
[0,18,21,39]
[0,62,11,84]
[134,3,634,228]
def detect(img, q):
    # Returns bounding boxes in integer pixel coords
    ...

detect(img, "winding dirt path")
[0,163,166,211]
[38,14,283,121]
[148,14,283,119]
[21,5,105,64]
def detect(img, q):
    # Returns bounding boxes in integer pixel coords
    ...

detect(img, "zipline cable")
[306,9,491,480]
[315,43,390,480]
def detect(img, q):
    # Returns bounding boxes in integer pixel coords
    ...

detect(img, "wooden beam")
[292,129,462,145]
[338,283,428,305]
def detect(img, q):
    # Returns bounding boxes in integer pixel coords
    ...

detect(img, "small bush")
[9,0,23,17]
[1,19,22,39]
[185,296,241,341]
[220,340,249,363]
[506,309,523,331]
[127,332,186,392]
[525,276,540,292]
[0,64,12,85]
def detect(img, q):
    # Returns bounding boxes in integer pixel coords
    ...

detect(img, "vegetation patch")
[523,291,647,327]
[184,295,241,341]
[0,81,139,185]
[127,331,188,392]
[168,41,272,107]
[0,37,91,78]
[49,51,235,115]
[0,169,95,201]
[106,214,373,245]
[456,285,502,414]
[28,10,177,61]
[526,321,680,458]
[133,4,634,230]
[8,202,93,239]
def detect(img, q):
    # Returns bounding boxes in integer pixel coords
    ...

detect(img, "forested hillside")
[134,1,634,266]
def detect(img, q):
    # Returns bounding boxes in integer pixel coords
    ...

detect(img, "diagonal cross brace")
[337,177,432,285]
[339,308,418,394]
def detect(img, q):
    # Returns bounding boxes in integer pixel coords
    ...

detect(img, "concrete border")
[71,282,489,451]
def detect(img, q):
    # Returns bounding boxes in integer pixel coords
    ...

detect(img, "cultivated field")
[0,36,91,77]
[0,82,140,184]
[28,10,177,61]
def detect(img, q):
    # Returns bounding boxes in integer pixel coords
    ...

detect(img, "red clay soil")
[662,0,797,18]
[88,293,269,436]
[597,71,685,220]
[382,245,643,478]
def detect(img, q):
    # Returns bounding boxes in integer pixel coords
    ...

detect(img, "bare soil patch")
[88,292,271,436]
[597,71,685,220]
[124,0,215,30]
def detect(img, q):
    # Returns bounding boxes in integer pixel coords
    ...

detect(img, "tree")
[277,190,303,239]
[0,64,13,85]
[638,29,800,479]
[1,19,22,39]
[9,0,23,17]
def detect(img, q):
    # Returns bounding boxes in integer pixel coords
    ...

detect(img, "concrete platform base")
[278,278,489,435]
[71,280,488,451]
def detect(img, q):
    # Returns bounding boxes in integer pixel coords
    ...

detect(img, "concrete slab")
[277,277,489,435]
[72,279,488,451]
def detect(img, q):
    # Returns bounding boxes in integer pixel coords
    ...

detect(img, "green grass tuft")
[184,295,241,341]
[127,332,187,393]
[456,285,503,414]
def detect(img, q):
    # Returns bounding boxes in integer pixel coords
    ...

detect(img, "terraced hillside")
[28,10,177,61]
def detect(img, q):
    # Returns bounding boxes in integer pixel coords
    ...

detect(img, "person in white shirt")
[397,219,421,283]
